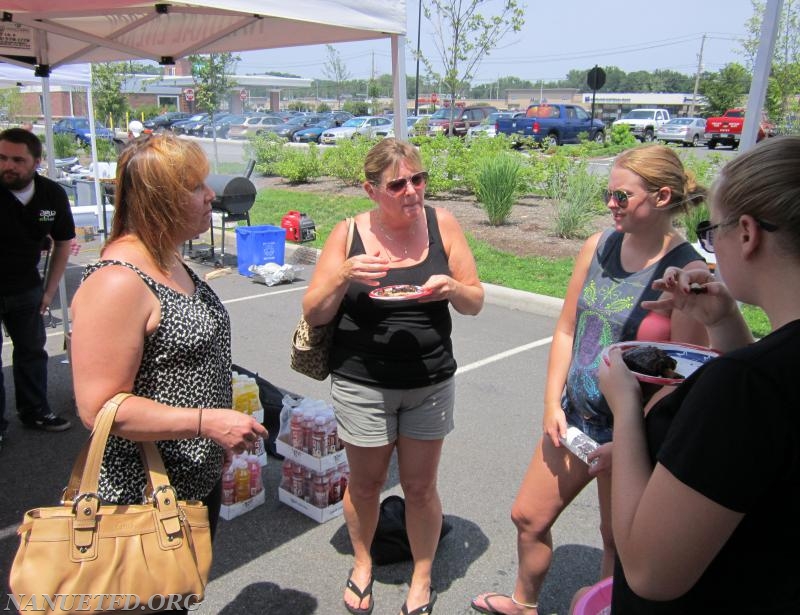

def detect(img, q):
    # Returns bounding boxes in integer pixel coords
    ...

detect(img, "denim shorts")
[563,404,613,444]
[330,376,455,447]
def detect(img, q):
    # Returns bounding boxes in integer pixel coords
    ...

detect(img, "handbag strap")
[64,394,179,509]
[345,216,355,256]
[63,393,132,500]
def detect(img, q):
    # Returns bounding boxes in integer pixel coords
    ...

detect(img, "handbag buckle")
[71,492,101,516]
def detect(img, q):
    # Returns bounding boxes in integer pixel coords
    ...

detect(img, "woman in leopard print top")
[70,134,267,534]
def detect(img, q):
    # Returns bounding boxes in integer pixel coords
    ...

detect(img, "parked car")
[142,111,192,133]
[327,110,354,126]
[292,118,337,143]
[227,114,284,139]
[611,108,671,142]
[52,117,114,145]
[496,104,605,145]
[426,105,497,137]
[374,116,424,139]
[202,114,246,138]
[266,114,327,140]
[656,117,707,147]
[320,116,393,144]
[187,112,230,137]
[170,113,209,135]
[466,111,520,140]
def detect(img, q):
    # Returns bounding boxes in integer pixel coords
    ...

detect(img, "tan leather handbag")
[290,217,354,380]
[9,393,212,614]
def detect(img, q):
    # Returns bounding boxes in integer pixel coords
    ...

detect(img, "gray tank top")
[564,230,703,424]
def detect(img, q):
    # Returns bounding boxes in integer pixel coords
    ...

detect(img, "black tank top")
[329,206,456,388]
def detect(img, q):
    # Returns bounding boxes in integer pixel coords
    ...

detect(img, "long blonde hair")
[109,134,209,271]
[615,144,706,213]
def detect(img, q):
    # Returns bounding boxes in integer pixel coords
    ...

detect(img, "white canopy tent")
[0,1,409,136]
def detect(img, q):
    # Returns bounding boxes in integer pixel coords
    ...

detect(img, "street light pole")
[414,0,422,116]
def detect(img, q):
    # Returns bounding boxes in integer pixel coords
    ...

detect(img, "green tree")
[741,0,800,121]
[189,52,239,120]
[700,63,751,115]
[421,0,525,134]
[323,45,351,109]
[92,63,130,128]
[188,52,239,170]
[0,88,24,121]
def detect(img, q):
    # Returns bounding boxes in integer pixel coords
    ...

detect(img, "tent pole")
[41,75,72,349]
[391,34,408,140]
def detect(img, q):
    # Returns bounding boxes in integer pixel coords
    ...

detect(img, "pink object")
[572,577,613,615]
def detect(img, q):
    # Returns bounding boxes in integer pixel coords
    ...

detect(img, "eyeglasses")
[382,171,429,195]
[696,218,778,253]
[602,189,656,209]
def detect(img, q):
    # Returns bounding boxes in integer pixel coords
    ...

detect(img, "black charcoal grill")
[205,174,256,261]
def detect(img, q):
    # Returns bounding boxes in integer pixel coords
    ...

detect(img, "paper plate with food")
[602,341,720,386]
[369,284,431,301]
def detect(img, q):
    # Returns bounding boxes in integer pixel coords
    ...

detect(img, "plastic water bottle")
[290,408,304,450]
[221,462,235,506]
[329,468,342,504]
[280,459,293,491]
[312,472,330,508]
[302,411,315,454]
[247,454,262,496]
[311,416,327,458]
[291,463,305,498]
[324,409,338,453]
[234,457,250,502]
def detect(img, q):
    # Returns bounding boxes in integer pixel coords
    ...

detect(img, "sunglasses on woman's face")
[602,189,656,209]
[383,171,429,195]
[696,218,778,253]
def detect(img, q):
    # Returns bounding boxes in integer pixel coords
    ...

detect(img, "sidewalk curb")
[285,242,565,318]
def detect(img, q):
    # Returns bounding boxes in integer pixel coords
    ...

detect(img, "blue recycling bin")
[235,225,285,276]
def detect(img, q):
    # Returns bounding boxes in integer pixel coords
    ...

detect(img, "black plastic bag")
[370,495,452,565]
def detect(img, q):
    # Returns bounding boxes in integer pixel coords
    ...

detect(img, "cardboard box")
[276,437,348,473]
[278,487,343,524]
[219,488,265,521]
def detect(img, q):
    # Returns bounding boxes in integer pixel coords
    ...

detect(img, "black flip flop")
[471,592,513,614]
[344,569,374,615]
[401,589,437,615]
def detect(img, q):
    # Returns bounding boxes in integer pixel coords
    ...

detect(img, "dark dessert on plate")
[622,345,682,379]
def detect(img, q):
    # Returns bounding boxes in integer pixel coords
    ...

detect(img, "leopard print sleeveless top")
[81,260,231,503]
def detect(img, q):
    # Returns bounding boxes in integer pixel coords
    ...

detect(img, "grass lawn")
[246,187,771,338]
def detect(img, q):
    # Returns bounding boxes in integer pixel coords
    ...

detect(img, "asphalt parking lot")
[0,234,604,615]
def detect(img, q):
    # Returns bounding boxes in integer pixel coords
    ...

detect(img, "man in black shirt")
[0,128,76,449]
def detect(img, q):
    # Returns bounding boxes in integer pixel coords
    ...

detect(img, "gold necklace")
[377,213,417,258]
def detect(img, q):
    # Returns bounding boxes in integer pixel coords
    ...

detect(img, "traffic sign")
[587,66,606,91]
[239,89,248,101]
[184,87,195,102]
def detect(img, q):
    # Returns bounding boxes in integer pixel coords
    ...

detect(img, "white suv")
[613,108,671,142]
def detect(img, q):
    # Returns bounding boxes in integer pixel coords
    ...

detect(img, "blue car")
[292,118,336,143]
[53,117,115,145]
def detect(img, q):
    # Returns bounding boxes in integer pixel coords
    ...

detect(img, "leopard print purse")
[290,217,354,380]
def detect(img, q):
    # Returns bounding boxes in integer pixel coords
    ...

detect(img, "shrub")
[608,123,638,148]
[52,133,80,158]
[274,144,322,183]
[475,154,523,226]
[247,132,287,176]
[417,134,468,196]
[541,150,571,200]
[320,136,373,185]
[94,138,118,162]
[551,159,600,239]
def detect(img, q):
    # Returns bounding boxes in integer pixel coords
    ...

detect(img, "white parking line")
[456,336,553,375]
[220,285,308,305]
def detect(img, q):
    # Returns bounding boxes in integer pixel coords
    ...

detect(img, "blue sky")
[236,0,757,84]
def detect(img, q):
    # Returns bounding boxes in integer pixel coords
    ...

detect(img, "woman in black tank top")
[302,138,484,615]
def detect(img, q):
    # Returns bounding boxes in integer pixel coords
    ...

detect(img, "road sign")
[587,66,606,91]
[184,88,194,102]
[239,89,248,101]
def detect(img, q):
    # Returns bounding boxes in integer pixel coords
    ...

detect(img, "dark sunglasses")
[696,218,778,253]
[383,171,429,195]
[602,189,655,208]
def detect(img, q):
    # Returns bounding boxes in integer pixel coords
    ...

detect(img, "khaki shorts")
[330,376,455,447]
